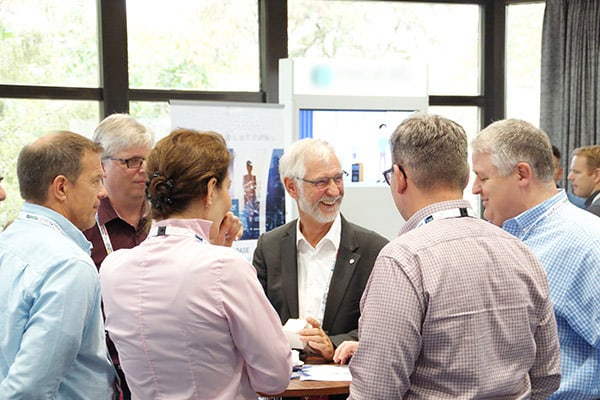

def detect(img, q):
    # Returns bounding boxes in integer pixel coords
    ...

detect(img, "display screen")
[299,109,417,183]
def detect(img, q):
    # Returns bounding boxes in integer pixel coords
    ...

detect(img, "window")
[506,2,545,125]
[127,0,260,91]
[288,1,480,95]
[0,0,99,86]
[129,101,171,140]
[0,99,100,227]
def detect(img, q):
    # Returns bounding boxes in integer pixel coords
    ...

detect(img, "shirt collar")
[502,190,568,238]
[151,218,213,243]
[96,197,148,229]
[585,189,600,207]
[400,199,474,235]
[21,202,93,254]
[96,197,119,225]
[296,213,342,251]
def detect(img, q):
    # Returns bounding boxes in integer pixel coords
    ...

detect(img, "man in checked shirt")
[347,113,561,399]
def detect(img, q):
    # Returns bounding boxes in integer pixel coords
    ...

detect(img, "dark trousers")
[116,365,131,400]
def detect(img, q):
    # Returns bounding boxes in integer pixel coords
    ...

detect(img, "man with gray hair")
[253,138,388,368]
[348,113,560,399]
[84,113,155,271]
[82,113,155,399]
[471,118,600,399]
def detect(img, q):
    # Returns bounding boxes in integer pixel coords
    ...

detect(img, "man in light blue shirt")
[471,118,600,400]
[0,131,115,399]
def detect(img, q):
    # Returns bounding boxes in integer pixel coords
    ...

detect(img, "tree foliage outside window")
[127,0,260,91]
[0,0,98,86]
[0,100,99,228]
[0,0,546,228]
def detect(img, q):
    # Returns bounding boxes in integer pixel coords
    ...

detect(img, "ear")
[283,176,300,200]
[50,175,70,202]
[592,167,600,183]
[393,164,408,195]
[205,177,218,207]
[515,162,533,185]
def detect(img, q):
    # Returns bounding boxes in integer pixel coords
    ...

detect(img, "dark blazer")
[252,214,389,347]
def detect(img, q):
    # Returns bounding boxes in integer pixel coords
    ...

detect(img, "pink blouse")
[100,218,292,399]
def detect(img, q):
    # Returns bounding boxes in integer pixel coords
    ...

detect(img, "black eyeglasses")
[382,164,407,185]
[297,171,348,190]
[104,156,145,169]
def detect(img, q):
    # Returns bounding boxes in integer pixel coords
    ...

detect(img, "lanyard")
[96,214,114,255]
[18,211,65,236]
[149,225,206,244]
[417,207,476,228]
[520,196,568,241]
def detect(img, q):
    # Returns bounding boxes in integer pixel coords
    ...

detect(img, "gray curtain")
[540,0,600,181]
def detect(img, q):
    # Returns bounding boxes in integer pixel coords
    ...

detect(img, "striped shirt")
[503,191,600,400]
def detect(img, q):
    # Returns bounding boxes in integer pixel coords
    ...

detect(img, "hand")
[299,316,334,361]
[211,212,243,247]
[333,340,358,364]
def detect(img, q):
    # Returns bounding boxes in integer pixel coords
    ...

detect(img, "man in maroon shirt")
[84,113,155,399]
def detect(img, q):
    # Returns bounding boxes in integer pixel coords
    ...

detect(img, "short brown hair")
[146,128,231,220]
[390,112,469,191]
[17,131,103,203]
[572,145,600,172]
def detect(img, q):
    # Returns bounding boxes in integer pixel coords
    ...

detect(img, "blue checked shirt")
[503,191,600,400]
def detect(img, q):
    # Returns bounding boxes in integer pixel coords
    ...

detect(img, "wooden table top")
[281,378,350,396]
[260,359,351,398]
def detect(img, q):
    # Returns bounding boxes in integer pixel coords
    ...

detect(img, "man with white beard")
[253,138,388,362]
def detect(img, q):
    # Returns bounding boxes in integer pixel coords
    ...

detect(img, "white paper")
[283,318,309,350]
[299,364,352,381]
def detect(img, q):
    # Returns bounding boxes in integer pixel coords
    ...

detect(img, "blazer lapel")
[281,223,300,319]
[322,218,361,331]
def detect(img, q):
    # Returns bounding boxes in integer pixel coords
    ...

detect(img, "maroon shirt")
[84,197,149,270]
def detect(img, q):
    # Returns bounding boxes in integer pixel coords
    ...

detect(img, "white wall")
[340,183,404,241]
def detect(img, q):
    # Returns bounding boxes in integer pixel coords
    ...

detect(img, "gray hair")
[92,113,155,157]
[279,138,339,183]
[390,112,469,191]
[471,119,554,182]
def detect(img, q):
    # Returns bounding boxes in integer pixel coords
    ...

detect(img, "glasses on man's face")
[105,156,145,169]
[382,164,407,185]
[297,171,348,190]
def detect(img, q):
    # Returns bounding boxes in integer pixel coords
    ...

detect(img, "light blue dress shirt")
[503,191,600,400]
[0,203,114,399]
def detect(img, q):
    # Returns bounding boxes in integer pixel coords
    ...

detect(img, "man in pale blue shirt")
[472,118,600,400]
[0,131,115,399]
